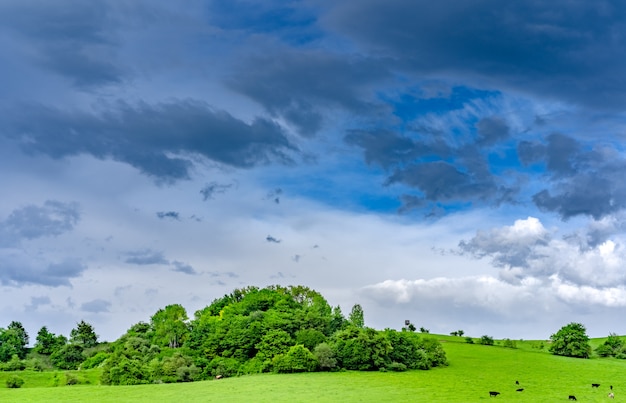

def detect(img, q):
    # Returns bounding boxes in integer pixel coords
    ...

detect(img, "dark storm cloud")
[519,134,626,220]
[227,49,389,136]
[322,0,626,110]
[124,249,168,265]
[156,211,180,221]
[3,200,80,241]
[81,299,112,313]
[3,100,297,181]
[207,0,320,44]
[346,112,518,211]
[0,0,123,88]
[345,129,451,169]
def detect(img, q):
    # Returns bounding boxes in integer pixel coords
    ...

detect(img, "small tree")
[549,322,591,358]
[457,330,464,337]
[313,342,336,371]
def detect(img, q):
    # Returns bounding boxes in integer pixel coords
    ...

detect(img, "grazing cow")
[609,392,615,399]
[515,380,519,385]
[215,375,223,380]
[489,391,500,397]
[592,383,600,388]
[568,396,577,401]
[611,385,613,390]
[516,388,524,392]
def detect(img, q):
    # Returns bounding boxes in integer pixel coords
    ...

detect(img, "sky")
[2,0,626,342]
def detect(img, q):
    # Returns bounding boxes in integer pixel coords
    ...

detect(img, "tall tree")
[151,304,189,348]
[349,304,365,328]
[70,320,98,347]
[34,326,67,355]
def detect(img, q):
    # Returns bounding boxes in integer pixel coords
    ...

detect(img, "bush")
[502,338,517,349]
[272,345,318,373]
[0,355,25,371]
[81,351,109,369]
[465,337,474,344]
[65,372,79,385]
[386,362,407,372]
[313,343,337,371]
[479,335,494,346]
[6,375,24,388]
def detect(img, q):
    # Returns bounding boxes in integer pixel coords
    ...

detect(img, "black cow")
[592,383,600,388]
[568,396,577,401]
[515,380,519,385]
[516,388,524,392]
[489,391,500,397]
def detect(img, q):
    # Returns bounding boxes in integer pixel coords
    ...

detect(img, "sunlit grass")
[1,337,625,402]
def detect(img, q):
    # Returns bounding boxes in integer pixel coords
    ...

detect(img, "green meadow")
[1,336,625,402]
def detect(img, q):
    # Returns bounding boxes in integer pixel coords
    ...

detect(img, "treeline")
[0,285,448,385]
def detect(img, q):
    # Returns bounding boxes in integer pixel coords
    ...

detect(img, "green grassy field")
[1,336,625,402]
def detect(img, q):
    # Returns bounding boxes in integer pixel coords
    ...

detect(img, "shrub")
[502,338,517,349]
[272,345,317,373]
[479,335,494,346]
[313,343,337,371]
[386,362,407,372]
[6,375,25,388]
[465,337,474,344]
[65,372,79,385]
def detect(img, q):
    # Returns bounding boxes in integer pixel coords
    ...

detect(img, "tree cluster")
[97,285,447,384]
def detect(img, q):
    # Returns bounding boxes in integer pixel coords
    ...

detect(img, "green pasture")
[1,336,625,402]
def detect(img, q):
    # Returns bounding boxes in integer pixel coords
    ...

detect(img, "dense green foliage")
[549,322,592,358]
[595,333,626,358]
[95,285,447,384]
[0,286,448,386]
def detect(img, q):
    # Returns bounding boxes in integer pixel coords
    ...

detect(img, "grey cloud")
[266,235,281,243]
[227,49,389,136]
[171,261,197,275]
[25,296,51,311]
[323,0,626,110]
[81,299,111,313]
[267,188,282,204]
[156,211,180,221]
[476,116,509,145]
[3,100,298,181]
[345,129,451,169]
[124,249,168,265]
[200,182,235,201]
[517,140,546,166]
[4,200,80,242]
[523,134,626,220]
[0,0,123,88]
[459,217,551,270]
[0,256,87,287]
[459,217,626,287]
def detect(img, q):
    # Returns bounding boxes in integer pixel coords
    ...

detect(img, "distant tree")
[407,323,416,332]
[34,326,67,355]
[348,304,365,328]
[457,330,464,337]
[0,322,29,361]
[70,320,98,348]
[450,331,458,336]
[419,327,430,334]
[50,344,85,370]
[329,305,347,333]
[8,322,28,349]
[549,322,591,358]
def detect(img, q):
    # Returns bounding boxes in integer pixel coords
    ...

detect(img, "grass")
[1,336,625,402]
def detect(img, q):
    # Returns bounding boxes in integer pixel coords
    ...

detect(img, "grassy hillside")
[1,336,625,402]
